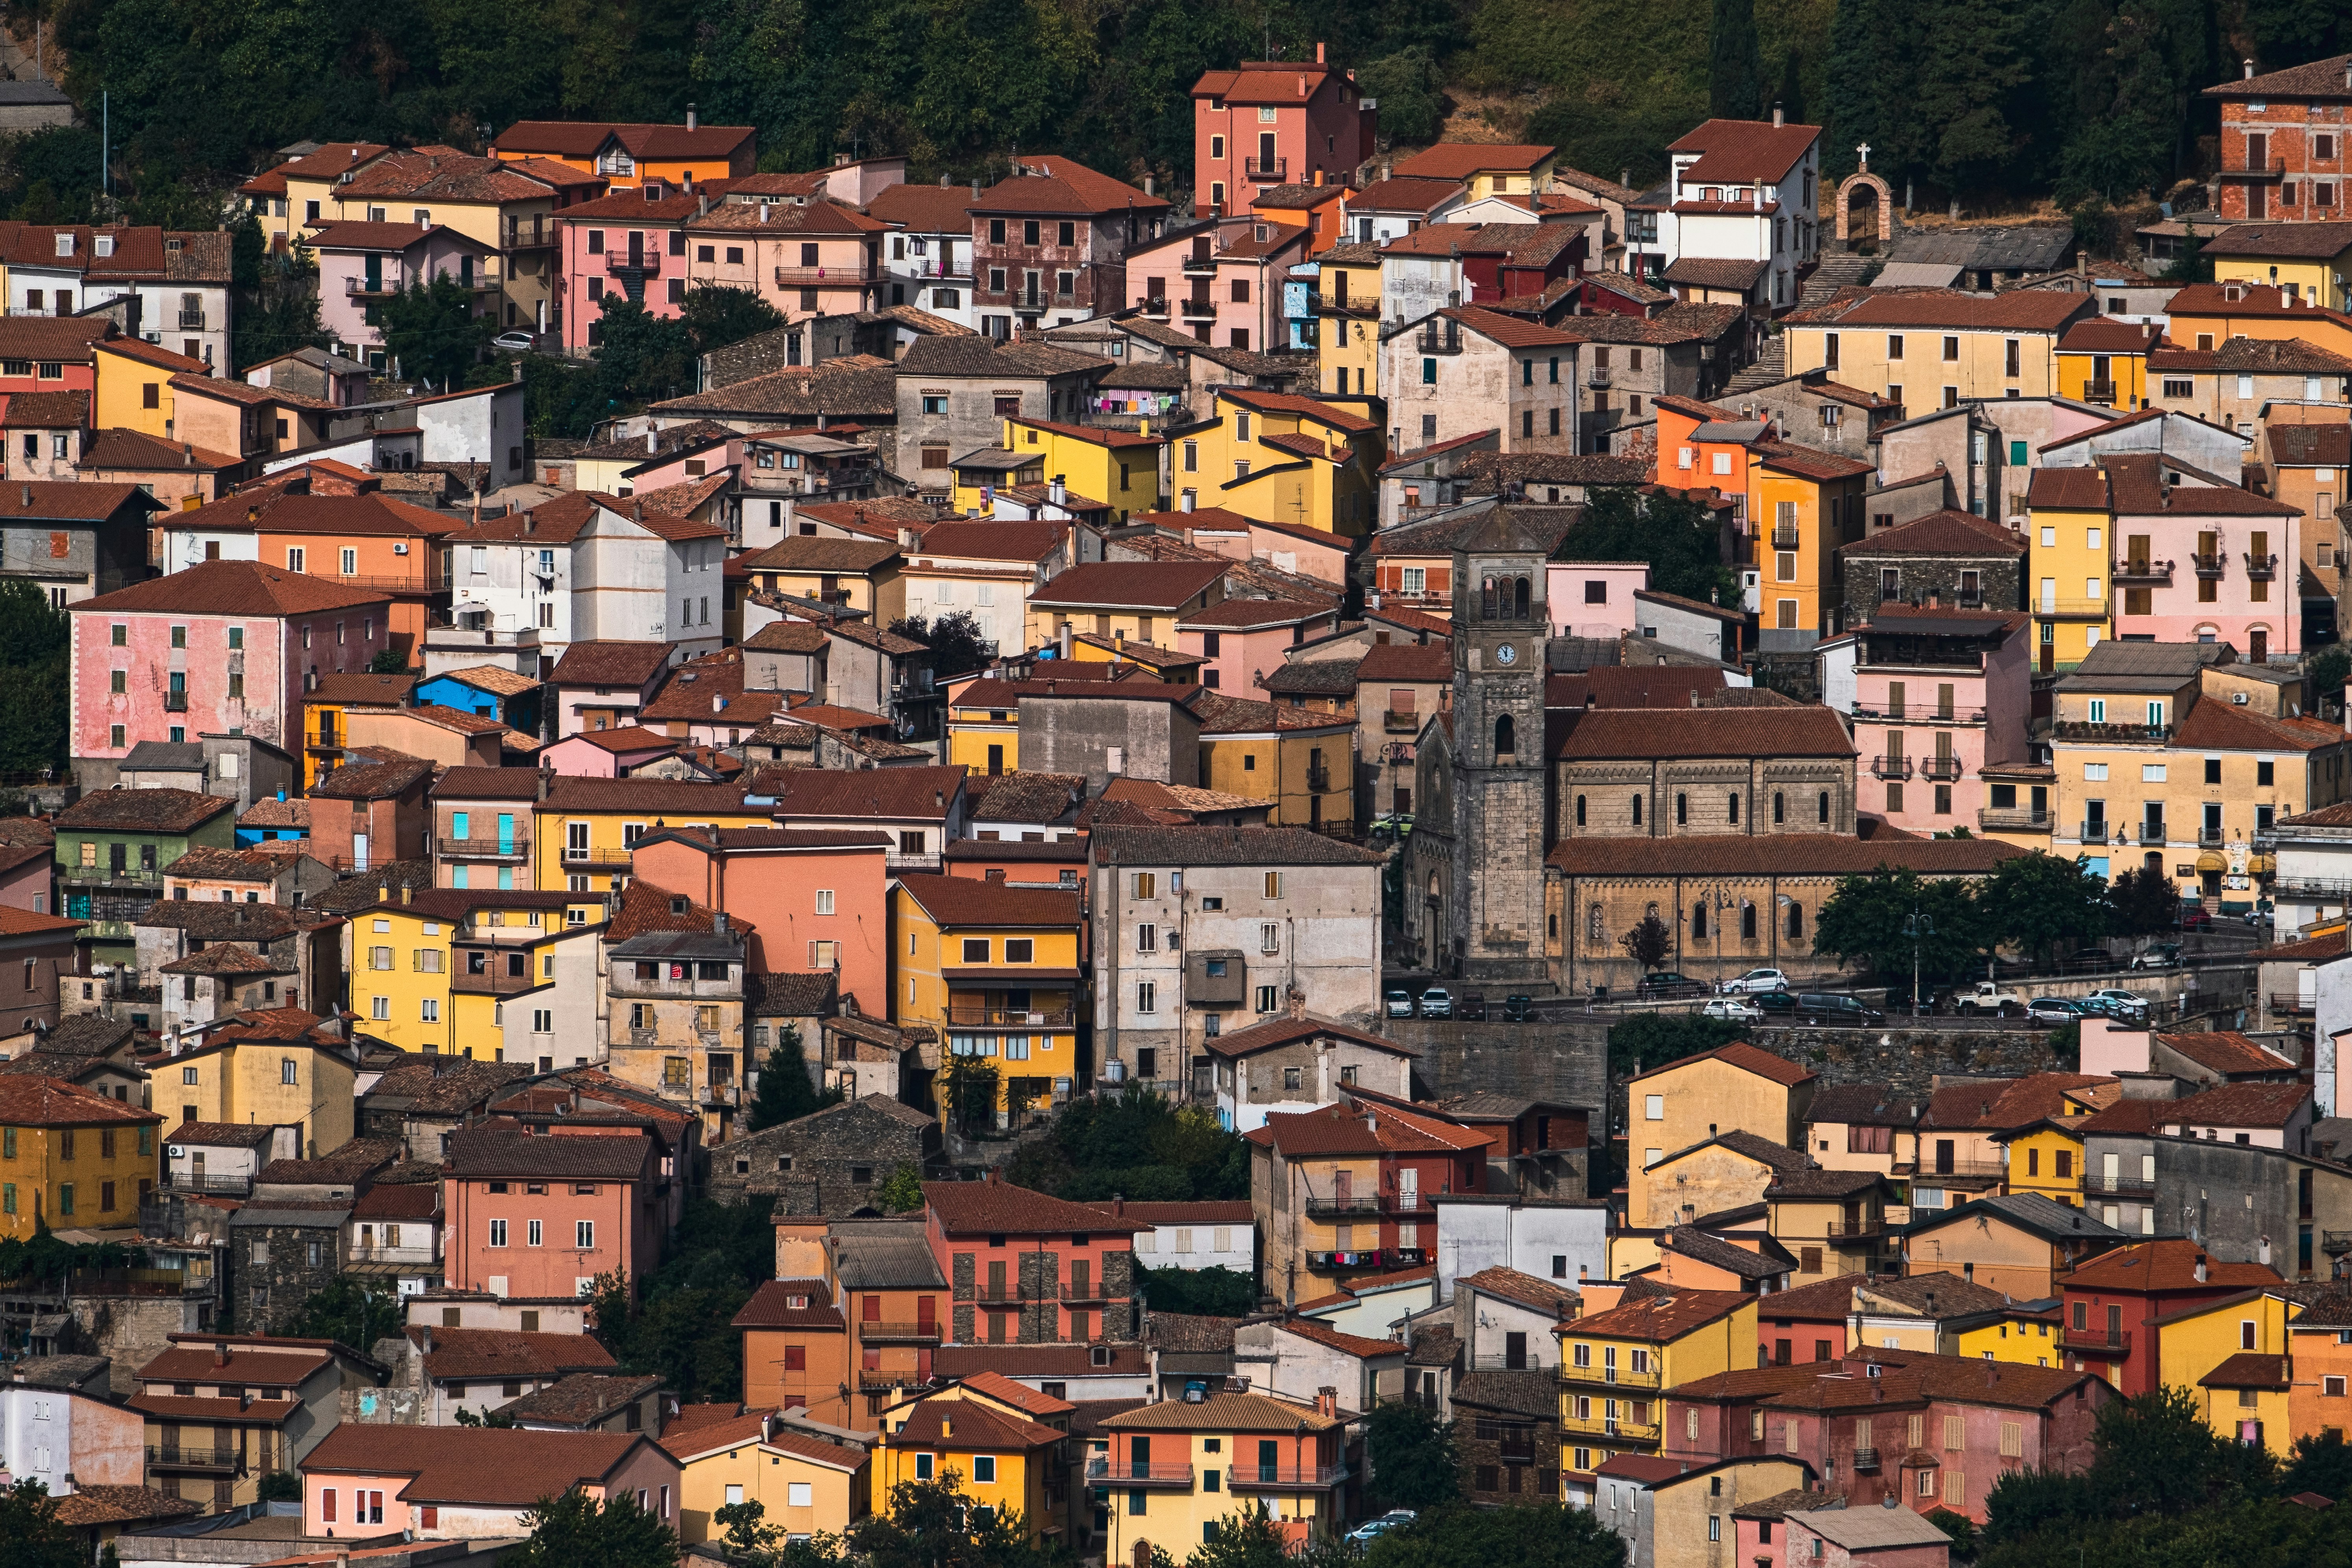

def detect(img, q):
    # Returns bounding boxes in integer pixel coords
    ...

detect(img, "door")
[497,814,514,853]
[1333,1169,1352,1206]
[1505,1331,1527,1370]
[1070,1258,1091,1300]
[567,821,589,860]
[987,744,1004,776]
[1258,133,1277,173]
[353,833,369,871]
[2106,1303,2123,1346]
[1257,1439,1279,1483]
[1131,1435,1151,1480]
[1399,1168,1418,1209]
[2102,1152,2119,1191]
[2252,627,2269,662]
[1935,1139,1955,1175]
[628,230,644,265]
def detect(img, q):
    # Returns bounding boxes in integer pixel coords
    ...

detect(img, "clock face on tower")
[1495,642,1517,665]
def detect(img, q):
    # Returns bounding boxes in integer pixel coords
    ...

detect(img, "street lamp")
[1904,906,1934,1016]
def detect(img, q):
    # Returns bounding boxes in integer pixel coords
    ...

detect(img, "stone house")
[922,1176,1150,1345]
[1454,1369,1562,1507]
[357,1056,532,1161]
[708,1093,943,1214]
[1558,304,1746,453]
[1550,704,1860,843]
[1723,370,1906,462]
[230,1138,401,1332]
[1378,305,1581,459]
[1838,509,2027,626]
[1200,1010,1414,1133]
[889,333,1111,486]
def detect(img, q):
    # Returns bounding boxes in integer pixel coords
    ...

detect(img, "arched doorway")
[1836,167,1894,252]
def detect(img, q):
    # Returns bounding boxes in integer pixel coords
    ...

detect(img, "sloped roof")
[71,559,390,618]
[1627,1041,1816,1088]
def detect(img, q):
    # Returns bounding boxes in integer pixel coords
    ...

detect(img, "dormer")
[53,232,73,258]
[94,235,114,259]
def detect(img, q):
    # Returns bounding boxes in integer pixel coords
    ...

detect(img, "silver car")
[1703,997,1764,1022]
[1719,968,1791,995]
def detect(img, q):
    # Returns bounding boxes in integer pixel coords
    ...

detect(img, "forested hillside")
[13,0,2352,220]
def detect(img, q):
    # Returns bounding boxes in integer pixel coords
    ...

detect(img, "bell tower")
[1448,509,1552,987]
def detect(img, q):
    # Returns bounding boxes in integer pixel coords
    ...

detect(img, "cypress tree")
[1710,0,1765,119]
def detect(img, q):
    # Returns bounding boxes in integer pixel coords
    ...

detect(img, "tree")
[1362,1503,1627,1568]
[2084,1385,2275,1518]
[586,1197,777,1402]
[254,1472,303,1502]
[677,286,786,359]
[1608,1014,1743,1078]
[891,611,993,679]
[2311,643,2352,710]
[941,1053,1003,1136]
[1357,49,1447,146]
[2165,220,2218,285]
[377,272,495,393]
[1140,1263,1259,1317]
[1982,852,2112,969]
[1620,912,1673,973]
[0,579,68,777]
[2284,1427,2352,1501]
[1363,1402,1462,1509]
[1190,1507,1352,1568]
[1709,0,1764,119]
[288,1276,402,1352]
[2110,865,2177,937]
[0,1478,83,1568]
[586,298,696,409]
[847,1471,1055,1568]
[1002,1085,1247,1203]
[1812,867,1987,984]
[1559,489,1737,609]
[454,1405,517,1427]
[367,647,410,675]
[748,1024,840,1132]
[876,1162,926,1213]
[505,1488,680,1568]
[1923,1508,1976,1558]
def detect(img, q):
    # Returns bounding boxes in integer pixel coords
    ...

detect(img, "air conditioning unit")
[2233,692,2250,705]
[393,542,409,555]
[166,1146,184,1159]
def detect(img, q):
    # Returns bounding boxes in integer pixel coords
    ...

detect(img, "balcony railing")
[147,1444,239,1472]
[346,275,401,295]
[1560,1411,1660,1441]
[163,691,189,711]
[860,1321,942,1343]
[2085,381,2117,403]
[1978,807,2051,831]
[1919,756,1963,781]
[1087,1459,1195,1487]
[1181,251,1219,275]
[1416,328,1463,355]
[1771,524,1801,549]
[608,252,661,276]
[1914,1158,2010,1180]
[771,266,873,287]
[1139,294,1172,315]
[1823,1219,1881,1239]
[858,1370,924,1391]
[504,215,555,249]
[1383,710,1423,733]
[160,1171,254,1196]
[945,1008,1075,1027]
[2246,552,2279,579]
[1181,297,1217,319]
[1230,1464,1348,1490]
[1586,368,1613,388]
[1303,1193,1383,1218]
[561,844,637,868]
[2111,558,2174,585]
[1306,1247,1426,1272]
[2050,721,2171,743]
[1852,1447,1881,1471]
[1853,703,1987,724]
[178,311,206,330]
[2084,1173,2154,1195]
[1562,1363,1662,1390]
[2058,1328,2130,1355]
[1307,766,1331,792]
[1870,755,1913,779]
[2271,992,2316,1017]
[2192,553,2226,578]
[436,836,530,861]
[1245,158,1287,183]
[1061,1281,1111,1304]
[63,863,165,886]
[2327,1231,2352,1255]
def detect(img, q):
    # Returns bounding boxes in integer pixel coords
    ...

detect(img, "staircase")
[1801,249,1874,305]
[1724,334,1786,394]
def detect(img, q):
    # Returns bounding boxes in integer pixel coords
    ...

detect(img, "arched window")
[1575,794,1587,827]
[1818,790,1831,824]
[1676,793,1688,826]
[1632,794,1643,827]
[1741,902,1757,939]
[1495,714,1516,755]
[1588,904,1604,943]
[1774,791,1786,824]
[1728,793,1740,825]
[1692,903,1709,940]
[1786,902,1804,939]
[1482,577,1498,619]
[1514,576,1531,619]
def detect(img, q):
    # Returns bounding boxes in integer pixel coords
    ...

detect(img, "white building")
[1231,1317,1408,1411]
[1633,114,1821,310]
[1093,1199,1256,1273]
[432,490,728,678]
[0,1366,147,1498]
[411,382,529,486]
[1431,1194,1612,1301]
[2271,800,2352,934]
[11,227,236,370]
[868,183,982,329]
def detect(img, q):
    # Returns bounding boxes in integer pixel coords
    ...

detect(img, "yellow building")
[973,418,1167,525]
[351,888,599,1056]
[1558,1290,1758,1492]
[1784,292,2094,405]
[739,537,906,627]
[159,1014,355,1160]
[2156,1289,2299,1457]
[2024,466,2114,672]
[1625,1043,1818,1229]
[941,677,1028,777]
[872,1390,1065,1540]
[1314,242,1383,399]
[666,1405,870,1546]
[0,1077,160,1238]
[2206,227,2352,311]
[532,776,772,894]
[1024,559,1229,650]
[1750,446,1872,640]
[1952,1305,2066,1367]
[1393,144,1561,201]
[2055,319,2160,411]
[1096,1392,1350,1558]
[892,874,1082,1122]
[1194,693,1354,831]
[1995,1118,2089,1206]
[1172,388,1381,536]
[94,337,210,443]
[298,671,416,791]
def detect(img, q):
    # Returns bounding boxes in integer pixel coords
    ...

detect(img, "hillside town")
[12,23,2352,1568]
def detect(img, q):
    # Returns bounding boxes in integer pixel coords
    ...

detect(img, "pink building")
[626,827,892,1012]
[67,560,390,789]
[553,188,706,354]
[1125,216,1310,352]
[540,726,680,778]
[1546,560,1653,639]
[1190,49,1378,215]
[923,1176,1149,1343]
[686,200,889,326]
[1175,598,1345,693]
[1848,605,2031,835]
[1142,510,1355,584]
[443,1124,662,1301]
[968,159,1170,336]
[307,222,497,368]
[1782,1507,1953,1567]
[300,1423,682,1539]
[0,839,52,913]
[2089,453,2302,658]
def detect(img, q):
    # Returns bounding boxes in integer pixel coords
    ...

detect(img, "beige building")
[1551,705,1859,842]
[1784,290,2095,407]
[1624,1044,1817,1224]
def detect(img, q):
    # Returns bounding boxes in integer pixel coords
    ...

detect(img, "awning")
[2250,853,2277,875]
[2196,850,2228,872]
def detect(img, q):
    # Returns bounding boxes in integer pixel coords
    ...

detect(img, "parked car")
[2131,943,2183,971]
[491,331,537,351]
[1753,990,1803,1017]
[1955,980,2025,1015]
[1798,993,1886,1026]
[1719,967,1792,995]
[1457,992,1488,1021]
[1636,971,1699,999]
[2246,905,2274,927]
[1419,987,1453,1019]
[2081,988,2150,1020]
[1503,995,1536,1022]
[1384,989,1416,1019]
[2025,996,2087,1022]
[1703,997,1764,1022]
[1347,1512,1418,1547]
[2177,906,2215,930]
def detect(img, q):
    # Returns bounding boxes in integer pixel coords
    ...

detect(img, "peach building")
[442,1124,662,1301]
[1847,605,2032,835]
[1174,597,1346,693]
[626,827,892,1014]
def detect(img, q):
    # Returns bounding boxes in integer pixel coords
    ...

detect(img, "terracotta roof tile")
[923,1178,1150,1237]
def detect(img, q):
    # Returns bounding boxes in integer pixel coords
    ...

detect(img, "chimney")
[1113,1195,1124,1217]
[2247,58,2256,79]
[986,1169,999,1185]
[1049,474,1066,507]
[1287,986,1306,1020]
[686,103,699,133]
[2195,1252,2209,1282]
[715,911,729,935]
[402,885,413,904]
[2076,250,2088,277]
[1179,490,1195,512]
[1317,41,1326,63]
[537,764,553,802]
[1621,168,1631,189]
[973,178,982,199]
[1144,175,1154,197]
[1058,623,1073,659]
[1772,102,1784,129]
[214,1342,229,1368]
[646,429,658,455]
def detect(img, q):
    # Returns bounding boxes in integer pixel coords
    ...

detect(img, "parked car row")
[1384,988,1538,1021]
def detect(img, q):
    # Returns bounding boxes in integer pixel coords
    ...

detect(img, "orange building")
[488,121,758,191]
[736,1274,852,1427]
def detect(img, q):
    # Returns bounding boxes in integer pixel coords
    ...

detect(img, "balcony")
[2327,1231,2352,1255]
[1824,1218,1882,1239]
[436,836,531,862]
[1245,158,1287,184]
[305,727,340,751]
[1307,765,1331,792]
[703,1084,740,1108]
[1140,294,1171,316]
[1305,1247,1426,1272]
[2050,721,2171,743]
[1181,297,1217,320]
[2246,551,2279,579]
[1919,756,1963,782]
[2085,381,2117,404]
[1062,1281,1112,1304]
[1978,808,2051,832]
[2058,1328,2131,1355]
[1914,1158,2010,1180]
[2036,596,2110,618]
[1870,755,1914,780]
[62,864,165,888]
[163,691,188,712]
[1471,1353,1550,1372]
[1771,523,1801,549]
[2084,1172,2154,1196]
[1852,1447,1881,1472]
[160,1168,255,1196]
[608,251,662,276]
[772,266,873,287]
[1415,328,1464,355]
[2136,822,2168,845]
[860,1321,942,1344]
[2271,992,2316,1017]
[2197,827,2226,847]
[1087,1459,1195,1488]
[1229,1464,1348,1491]
[1383,710,1422,733]
[857,1370,925,1392]
[345,275,401,296]
[945,1008,1075,1028]
[1181,252,1219,275]
[561,844,636,869]
[178,311,206,330]
[2111,558,2174,586]
[504,215,556,249]
[2192,552,2226,578]
[1560,1410,1661,1441]
[1586,368,1613,388]
[1562,1363,1662,1391]
[146,1444,239,1472]
[1303,1192,1383,1219]
[1853,703,1988,724]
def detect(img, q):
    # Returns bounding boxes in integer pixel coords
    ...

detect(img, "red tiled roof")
[2162,1080,2311,1129]
[297,1423,651,1503]
[2063,1239,2281,1294]
[1393,144,1557,180]
[1564,1289,1753,1342]
[731,1279,845,1329]
[70,559,389,618]
[1627,1041,1816,1089]
[0,1076,163,1126]
[923,1178,1152,1237]
[1667,118,1821,182]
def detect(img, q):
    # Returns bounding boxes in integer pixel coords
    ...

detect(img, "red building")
[921,1175,1150,1344]
[967,158,1169,337]
[1190,48,1379,216]
[0,316,113,396]
[443,1122,664,1302]
[2204,57,2352,224]
[2057,1239,2282,1395]
[305,753,431,872]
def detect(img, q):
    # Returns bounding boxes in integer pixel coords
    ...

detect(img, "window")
[1256,985,1279,1013]
[577,1220,595,1249]
[962,938,991,963]
[489,1219,508,1248]
[1136,982,1157,1013]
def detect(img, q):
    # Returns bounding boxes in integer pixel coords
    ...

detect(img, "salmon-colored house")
[922,1176,1150,1345]
[627,827,892,1015]
[442,1124,663,1301]
[300,1423,683,1538]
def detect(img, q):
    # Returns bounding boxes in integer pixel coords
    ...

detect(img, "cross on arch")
[1856,142,1872,170]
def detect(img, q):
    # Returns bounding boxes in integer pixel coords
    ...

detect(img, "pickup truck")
[1955,980,2025,1015]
